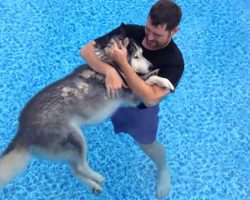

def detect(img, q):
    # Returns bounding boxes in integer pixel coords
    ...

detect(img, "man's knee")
[139,140,158,152]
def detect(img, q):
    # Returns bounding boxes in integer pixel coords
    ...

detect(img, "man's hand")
[108,41,128,66]
[105,67,124,99]
[104,40,130,99]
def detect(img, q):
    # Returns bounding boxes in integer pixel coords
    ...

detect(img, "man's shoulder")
[155,40,184,86]
[167,40,184,66]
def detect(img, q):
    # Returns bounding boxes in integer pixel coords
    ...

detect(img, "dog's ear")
[123,37,129,48]
[120,23,127,36]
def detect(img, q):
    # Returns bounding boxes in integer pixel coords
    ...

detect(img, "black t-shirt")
[95,23,184,87]
[95,23,184,108]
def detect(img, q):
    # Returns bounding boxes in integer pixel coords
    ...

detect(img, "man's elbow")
[80,45,88,59]
[80,41,96,59]
[143,88,171,107]
[143,98,160,107]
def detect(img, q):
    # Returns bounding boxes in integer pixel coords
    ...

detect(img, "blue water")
[0,0,249,199]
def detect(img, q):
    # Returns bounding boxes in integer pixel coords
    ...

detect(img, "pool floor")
[0,0,249,199]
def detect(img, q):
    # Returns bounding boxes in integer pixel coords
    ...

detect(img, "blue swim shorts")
[111,105,160,144]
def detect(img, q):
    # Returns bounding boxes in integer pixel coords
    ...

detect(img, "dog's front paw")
[146,76,175,91]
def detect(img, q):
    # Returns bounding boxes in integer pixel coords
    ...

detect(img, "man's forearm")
[120,61,164,106]
[80,41,113,76]
[80,41,125,97]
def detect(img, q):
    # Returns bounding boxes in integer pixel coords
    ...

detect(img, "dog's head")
[103,37,154,75]
[124,38,154,74]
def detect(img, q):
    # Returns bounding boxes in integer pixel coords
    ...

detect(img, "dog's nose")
[149,65,155,71]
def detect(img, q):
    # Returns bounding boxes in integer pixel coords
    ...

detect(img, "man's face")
[144,18,172,50]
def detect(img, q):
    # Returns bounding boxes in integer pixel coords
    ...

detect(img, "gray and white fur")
[0,34,174,193]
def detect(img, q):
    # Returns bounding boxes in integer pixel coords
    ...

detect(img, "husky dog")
[0,33,174,193]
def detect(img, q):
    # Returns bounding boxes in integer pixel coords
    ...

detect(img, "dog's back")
[20,65,136,126]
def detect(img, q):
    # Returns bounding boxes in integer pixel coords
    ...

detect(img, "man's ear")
[171,26,179,36]
[123,37,129,48]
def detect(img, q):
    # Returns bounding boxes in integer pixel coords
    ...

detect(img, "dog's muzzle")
[140,69,159,81]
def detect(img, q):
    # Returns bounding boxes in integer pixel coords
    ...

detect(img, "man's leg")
[139,141,171,198]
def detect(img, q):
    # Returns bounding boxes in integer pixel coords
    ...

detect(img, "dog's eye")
[134,56,139,59]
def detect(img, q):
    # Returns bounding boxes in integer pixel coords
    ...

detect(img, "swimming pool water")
[0,0,249,199]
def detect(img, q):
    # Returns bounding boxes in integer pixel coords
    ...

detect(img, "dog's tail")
[0,135,31,186]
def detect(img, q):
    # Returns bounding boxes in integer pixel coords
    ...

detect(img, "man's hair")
[148,0,182,31]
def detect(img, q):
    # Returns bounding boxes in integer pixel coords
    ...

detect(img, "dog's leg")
[32,124,105,193]
[37,124,105,192]
[64,126,105,192]
[145,75,175,91]
[70,161,105,193]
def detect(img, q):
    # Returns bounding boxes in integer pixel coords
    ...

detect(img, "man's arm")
[108,41,170,107]
[80,41,112,76]
[118,60,170,106]
[80,41,124,98]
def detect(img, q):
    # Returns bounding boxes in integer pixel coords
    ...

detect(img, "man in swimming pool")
[80,0,184,198]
